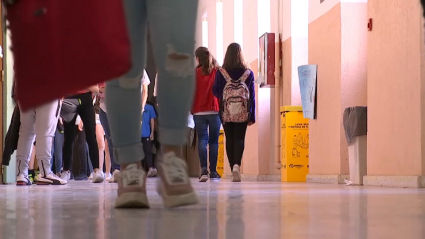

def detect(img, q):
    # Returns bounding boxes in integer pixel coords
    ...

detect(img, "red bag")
[5,0,131,110]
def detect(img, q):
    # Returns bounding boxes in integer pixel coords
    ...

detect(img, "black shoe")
[74,174,88,181]
[210,172,221,181]
[199,169,209,182]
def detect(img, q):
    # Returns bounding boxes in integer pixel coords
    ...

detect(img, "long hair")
[222,43,248,71]
[195,47,219,75]
[422,0,425,18]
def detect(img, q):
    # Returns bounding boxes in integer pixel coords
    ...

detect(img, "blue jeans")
[51,128,64,174]
[99,109,120,171]
[105,0,198,164]
[193,114,221,173]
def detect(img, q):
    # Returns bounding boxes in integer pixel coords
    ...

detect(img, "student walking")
[192,47,221,182]
[105,0,199,208]
[141,102,157,177]
[213,43,256,182]
[16,99,66,185]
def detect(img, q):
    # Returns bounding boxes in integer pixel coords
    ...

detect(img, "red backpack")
[5,0,131,110]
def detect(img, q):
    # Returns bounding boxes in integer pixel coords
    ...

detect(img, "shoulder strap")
[239,70,251,82]
[219,68,233,82]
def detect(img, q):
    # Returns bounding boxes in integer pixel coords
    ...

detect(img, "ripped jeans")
[105,0,198,164]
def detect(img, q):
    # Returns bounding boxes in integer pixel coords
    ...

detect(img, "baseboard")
[363,175,425,188]
[224,174,281,182]
[306,174,349,184]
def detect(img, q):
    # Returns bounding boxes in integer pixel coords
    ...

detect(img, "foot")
[108,169,120,183]
[60,170,71,181]
[74,174,88,181]
[232,165,241,182]
[156,152,198,208]
[92,170,104,183]
[209,171,221,181]
[115,164,149,208]
[105,173,112,181]
[34,170,40,183]
[36,173,67,185]
[28,173,34,183]
[147,168,158,177]
[16,174,32,186]
[198,169,209,182]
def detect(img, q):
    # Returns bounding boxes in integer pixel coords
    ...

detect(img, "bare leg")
[105,139,111,175]
[29,144,36,170]
[96,124,105,173]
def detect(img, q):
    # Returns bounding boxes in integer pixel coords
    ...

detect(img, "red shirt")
[191,67,219,114]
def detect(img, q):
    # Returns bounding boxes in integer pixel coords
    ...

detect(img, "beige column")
[223,0,235,51]
[307,0,367,184]
[239,0,260,177]
[364,0,425,188]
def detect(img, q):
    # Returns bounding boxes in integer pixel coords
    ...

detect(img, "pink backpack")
[219,69,251,123]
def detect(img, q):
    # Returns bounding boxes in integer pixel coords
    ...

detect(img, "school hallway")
[0,179,424,239]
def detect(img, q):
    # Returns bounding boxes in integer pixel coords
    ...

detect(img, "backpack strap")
[220,68,251,83]
[239,70,251,82]
[219,68,232,82]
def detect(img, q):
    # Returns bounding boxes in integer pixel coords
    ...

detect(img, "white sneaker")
[60,170,71,181]
[108,169,120,183]
[36,173,67,185]
[16,174,32,186]
[147,168,158,177]
[115,164,149,208]
[156,152,198,208]
[105,173,112,181]
[232,164,241,182]
[88,172,94,180]
[92,170,104,183]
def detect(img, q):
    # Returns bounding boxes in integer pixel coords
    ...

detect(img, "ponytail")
[195,47,219,75]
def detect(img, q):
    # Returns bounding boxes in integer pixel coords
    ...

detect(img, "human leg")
[96,123,106,173]
[105,139,112,178]
[78,93,102,182]
[232,123,248,167]
[207,114,221,177]
[34,100,66,185]
[99,109,120,172]
[223,123,235,169]
[16,108,36,185]
[147,0,199,207]
[62,116,77,172]
[193,115,209,181]
[105,0,148,208]
[53,128,64,174]
[74,128,89,180]
[229,122,248,182]
[142,137,156,177]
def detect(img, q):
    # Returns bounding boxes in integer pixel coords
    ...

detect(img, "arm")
[212,71,222,98]
[150,118,155,140]
[142,84,148,111]
[150,108,157,140]
[87,85,100,94]
[141,70,151,111]
[248,72,256,124]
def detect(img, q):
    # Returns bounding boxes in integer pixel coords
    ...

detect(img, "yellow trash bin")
[281,106,309,182]
[216,130,225,177]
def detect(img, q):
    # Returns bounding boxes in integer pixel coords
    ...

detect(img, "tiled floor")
[0,179,425,239]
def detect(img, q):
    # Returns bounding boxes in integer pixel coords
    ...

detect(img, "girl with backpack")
[213,43,256,182]
[192,47,222,182]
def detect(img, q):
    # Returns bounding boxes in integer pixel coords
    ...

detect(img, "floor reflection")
[0,180,425,238]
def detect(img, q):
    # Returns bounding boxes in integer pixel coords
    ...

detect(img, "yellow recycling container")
[217,130,225,177]
[281,106,309,182]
